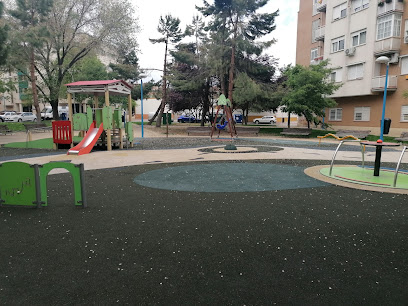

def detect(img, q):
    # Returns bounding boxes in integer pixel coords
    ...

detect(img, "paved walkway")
[1,125,405,173]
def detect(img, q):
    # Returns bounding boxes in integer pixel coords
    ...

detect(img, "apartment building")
[296,0,408,136]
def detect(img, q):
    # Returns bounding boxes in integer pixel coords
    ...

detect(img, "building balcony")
[316,0,327,12]
[377,0,404,16]
[371,75,398,92]
[315,26,325,41]
[310,56,324,65]
[374,37,401,55]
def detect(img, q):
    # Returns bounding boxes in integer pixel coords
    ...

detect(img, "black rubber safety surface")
[0,159,407,305]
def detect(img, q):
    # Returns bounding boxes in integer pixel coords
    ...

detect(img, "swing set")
[210,94,237,139]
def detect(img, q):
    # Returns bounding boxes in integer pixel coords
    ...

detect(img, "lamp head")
[376,56,390,64]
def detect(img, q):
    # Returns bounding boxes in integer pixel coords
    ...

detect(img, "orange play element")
[377,139,383,143]
[317,133,359,145]
[68,122,104,155]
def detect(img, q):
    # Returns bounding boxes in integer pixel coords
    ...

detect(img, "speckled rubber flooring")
[0,143,407,304]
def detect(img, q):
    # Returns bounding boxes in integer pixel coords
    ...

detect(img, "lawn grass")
[366,134,398,143]
[0,121,52,132]
[3,136,83,149]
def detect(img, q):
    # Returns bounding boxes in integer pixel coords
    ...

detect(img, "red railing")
[52,121,72,144]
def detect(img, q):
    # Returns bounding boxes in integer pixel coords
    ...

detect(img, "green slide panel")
[0,162,41,207]
[102,106,113,129]
[114,108,122,128]
[86,106,93,129]
[95,109,103,128]
[73,113,88,131]
[126,122,134,142]
[39,162,86,207]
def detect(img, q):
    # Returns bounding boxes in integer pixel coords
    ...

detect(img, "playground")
[0,131,407,304]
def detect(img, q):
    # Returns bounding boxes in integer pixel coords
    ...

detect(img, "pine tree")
[149,15,183,127]
[197,0,278,107]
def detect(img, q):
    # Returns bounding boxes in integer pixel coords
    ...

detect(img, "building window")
[311,48,319,61]
[347,63,364,80]
[351,30,367,47]
[376,14,402,40]
[401,56,408,75]
[330,68,343,83]
[329,108,342,121]
[332,36,345,53]
[354,107,370,121]
[333,3,347,21]
[351,0,369,12]
[312,19,320,43]
[401,106,408,122]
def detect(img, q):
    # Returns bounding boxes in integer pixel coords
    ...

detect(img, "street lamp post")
[141,79,144,138]
[376,56,390,140]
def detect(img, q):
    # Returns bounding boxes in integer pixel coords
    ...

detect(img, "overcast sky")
[132,0,299,81]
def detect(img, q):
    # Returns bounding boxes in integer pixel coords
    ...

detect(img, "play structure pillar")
[93,95,98,109]
[67,93,74,148]
[105,86,112,151]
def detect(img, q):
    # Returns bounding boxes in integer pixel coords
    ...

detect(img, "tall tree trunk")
[148,106,160,125]
[30,49,41,122]
[287,113,291,128]
[227,15,239,106]
[201,80,210,126]
[156,40,168,128]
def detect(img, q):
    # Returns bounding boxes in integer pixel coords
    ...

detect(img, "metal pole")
[393,146,406,187]
[141,79,144,138]
[329,140,344,176]
[380,63,389,141]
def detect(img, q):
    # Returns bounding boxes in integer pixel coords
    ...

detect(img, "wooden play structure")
[210,94,237,139]
[62,80,134,154]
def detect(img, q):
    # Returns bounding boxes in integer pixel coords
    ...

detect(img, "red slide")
[68,122,104,156]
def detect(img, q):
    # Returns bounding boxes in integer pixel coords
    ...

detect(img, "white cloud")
[132,0,299,81]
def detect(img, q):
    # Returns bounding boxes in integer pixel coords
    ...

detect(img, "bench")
[317,129,371,145]
[23,123,52,133]
[235,126,260,136]
[24,123,52,142]
[281,128,312,137]
[335,129,371,139]
[0,125,12,135]
[395,132,408,142]
[186,126,212,136]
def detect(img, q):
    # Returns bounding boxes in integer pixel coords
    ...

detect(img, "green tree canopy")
[8,0,139,120]
[197,0,278,106]
[282,60,342,128]
[0,1,9,66]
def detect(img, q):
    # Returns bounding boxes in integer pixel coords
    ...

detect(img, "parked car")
[4,112,37,122]
[177,115,197,123]
[253,115,276,124]
[41,106,68,120]
[0,111,17,122]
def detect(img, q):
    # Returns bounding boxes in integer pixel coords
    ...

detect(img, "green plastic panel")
[39,162,84,207]
[126,122,134,142]
[0,162,38,207]
[113,108,122,129]
[87,106,93,129]
[73,113,88,131]
[95,109,103,127]
[102,106,113,129]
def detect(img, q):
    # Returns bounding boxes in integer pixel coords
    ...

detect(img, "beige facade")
[296,0,408,136]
